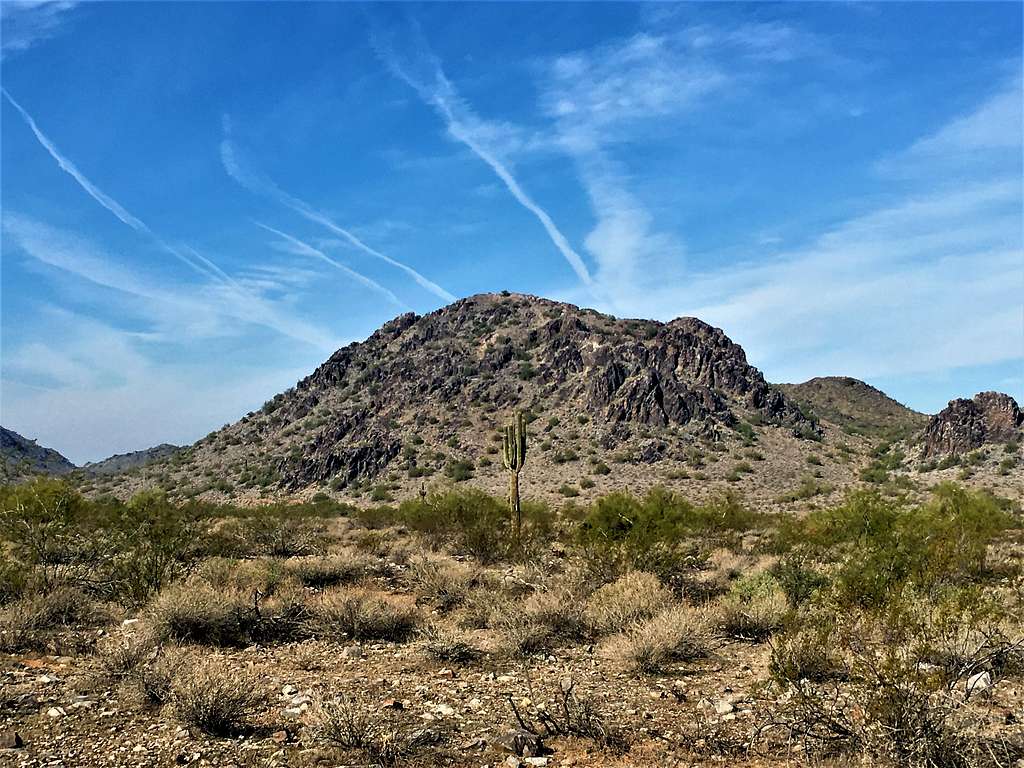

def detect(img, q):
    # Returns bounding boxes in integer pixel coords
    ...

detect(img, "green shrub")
[716,572,788,640]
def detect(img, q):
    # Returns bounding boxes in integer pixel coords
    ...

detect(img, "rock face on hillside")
[149,293,819,493]
[265,295,816,489]
[1,427,74,482]
[923,392,1023,456]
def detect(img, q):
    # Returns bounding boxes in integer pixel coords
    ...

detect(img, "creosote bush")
[716,571,788,641]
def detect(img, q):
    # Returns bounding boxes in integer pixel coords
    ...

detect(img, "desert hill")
[0,427,75,483]
[82,293,1021,508]
[778,376,928,441]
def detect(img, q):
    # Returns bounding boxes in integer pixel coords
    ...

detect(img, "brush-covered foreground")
[1,479,1023,768]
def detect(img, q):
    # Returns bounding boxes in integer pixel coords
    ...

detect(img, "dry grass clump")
[91,629,160,685]
[307,587,419,642]
[492,579,591,657]
[607,604,714,674]
[283,551,377,588]
[170,656,265,735]
[455,573,509,629]
[406,555,476,612]
[715,572,789,641]
[507,677,628,753]
[420,623,478,663]
[0,586,105,651]
[769,625,846,684]
[149,582,255,646]
[313,693,442,766]
[584,571,673,635]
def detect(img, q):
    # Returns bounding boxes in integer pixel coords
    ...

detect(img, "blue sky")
[1,2,1021,463]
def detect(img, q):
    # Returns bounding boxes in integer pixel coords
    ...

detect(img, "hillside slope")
[1,427,75,482]
[778,376,928,441]
[86,294,1024,508]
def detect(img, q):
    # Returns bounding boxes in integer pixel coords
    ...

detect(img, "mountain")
[923,392,1023,457]
[81,444,180,476]
[778,376,928,442]
[1,427,75,482]
[48,294,1024,507]
[98,293,854,505]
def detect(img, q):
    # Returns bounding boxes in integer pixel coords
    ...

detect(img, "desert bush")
[762,598,1024,767]
[608,604,714,674]
[0,586,105,651]
[91,629,160,685]
[406,555,475,611]
[575,488,756,580]
[307,588,418,642]
[170,657,265,735]
[769,623,846,684]
[149,582,257,646]
[420,623,477,663]
[0,481,193,606]
[584,571,673,635]
[313,693,441,766]
[716,572,788,640]
[776,484,1016,610]
[394,488,553,563]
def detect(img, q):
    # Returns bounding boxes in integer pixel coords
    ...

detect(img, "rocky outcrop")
[923,391,1023,456]
[123,293,824,492]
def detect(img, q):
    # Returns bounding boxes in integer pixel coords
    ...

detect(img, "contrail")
[254,222,409,311]
[221,126,455,302]
[378,43,595,288]
[3,90,339,350]
[2,88,224,284]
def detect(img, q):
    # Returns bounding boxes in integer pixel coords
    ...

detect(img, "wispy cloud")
[376,34,595,289]
[3,212,340,352]
[1,1,77,57]
[2,307,316,464]
[2,89,221,281]
[255,222,408,311]
[220,119,455,303]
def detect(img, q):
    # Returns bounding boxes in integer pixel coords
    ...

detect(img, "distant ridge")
[1,427,75,482]
[778,376,928,441]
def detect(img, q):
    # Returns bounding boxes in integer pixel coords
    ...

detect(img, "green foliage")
[777,484,1016,609]
[575,487,757,579]
[382,488,552,563]
[444,459,474,482]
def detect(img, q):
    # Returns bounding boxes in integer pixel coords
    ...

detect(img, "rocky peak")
[923,391,1023,457]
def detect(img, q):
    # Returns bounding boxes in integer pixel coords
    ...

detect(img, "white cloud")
[377,38,595,288]
[2,212,340,351]
[2,310,314,464]
[255,222,409,311]
[221,122,455,302]
[1,1,77,57]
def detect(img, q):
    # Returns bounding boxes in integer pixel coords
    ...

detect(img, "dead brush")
[506,676,627,753]
[606,604,715,674]
[0,586,107,652]
[420,623,478,663]
[406,556,476,612]
[169,656,265,735]
[313,693,443,767]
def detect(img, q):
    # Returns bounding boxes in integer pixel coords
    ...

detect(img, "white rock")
[281,685,298,697]
[714,700,735,715]
[122,618,140,627]
[967,671,992,693]
[435,703,455,717]
[524,759,549,767]
[46,707,66,718]
[467,697,483,711]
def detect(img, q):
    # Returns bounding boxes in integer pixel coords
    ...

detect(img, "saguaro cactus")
[501,410,528,540]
